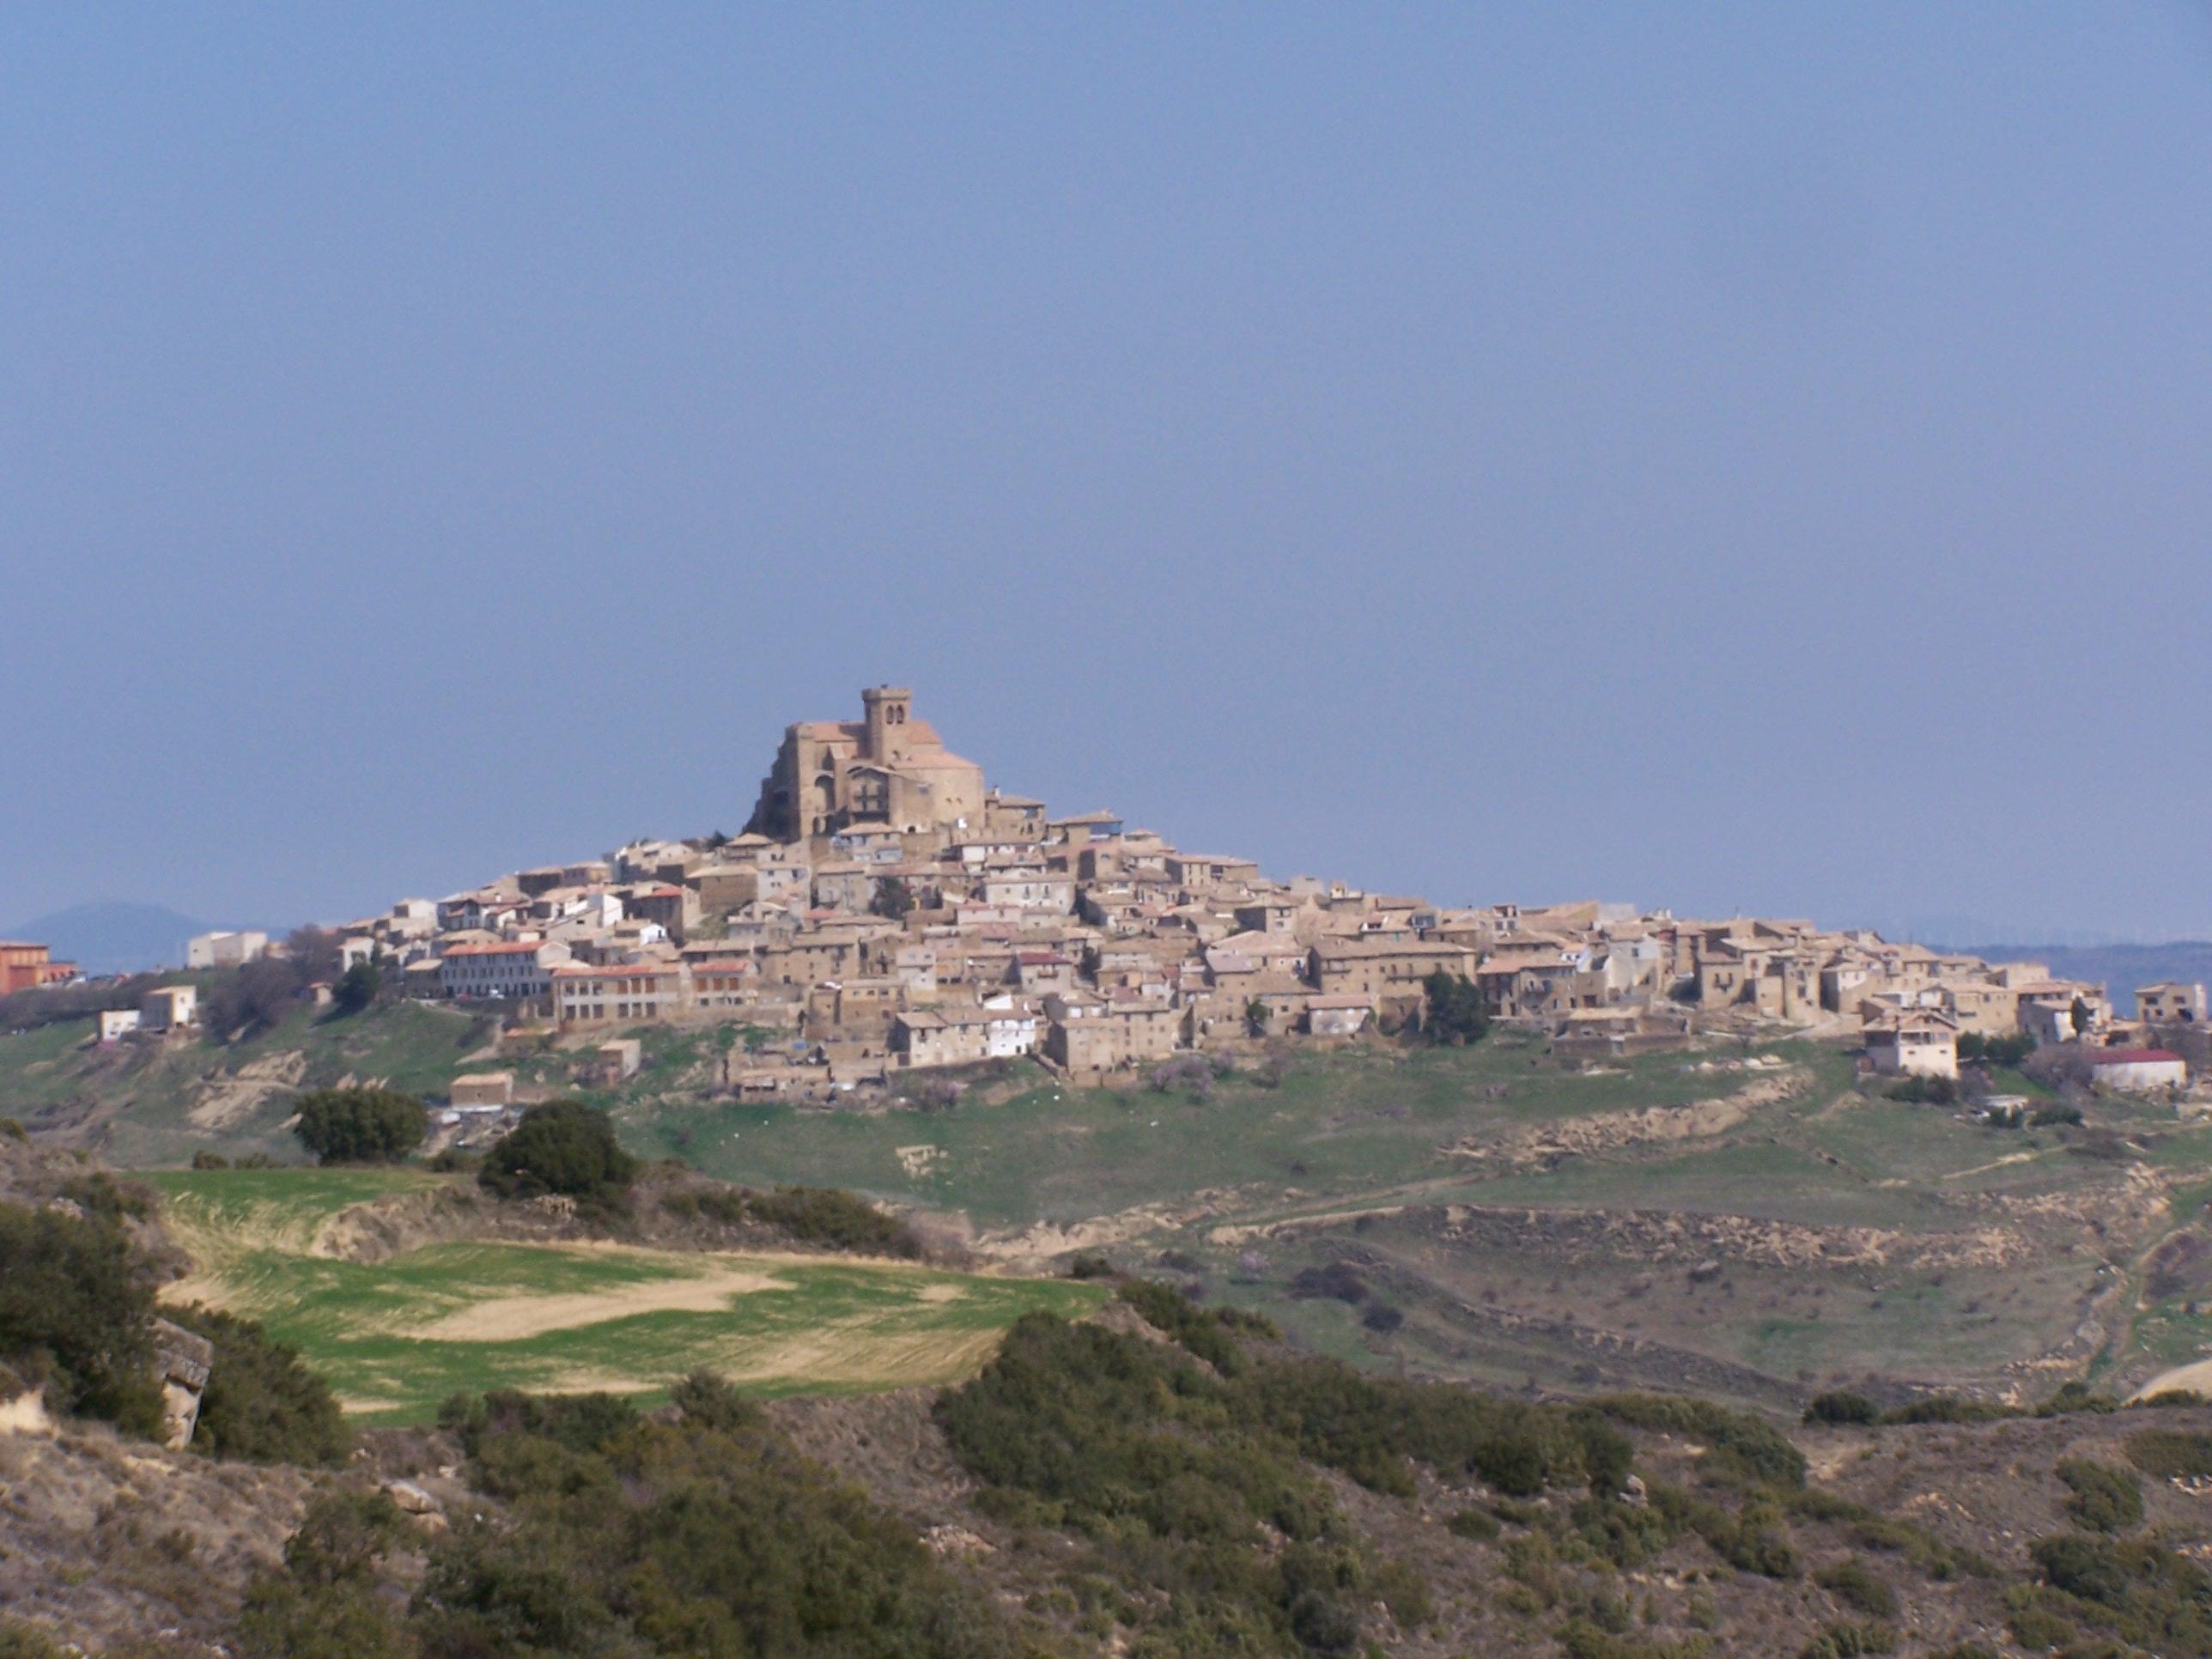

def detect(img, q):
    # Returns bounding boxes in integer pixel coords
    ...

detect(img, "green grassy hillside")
[147,1167,1103,1425]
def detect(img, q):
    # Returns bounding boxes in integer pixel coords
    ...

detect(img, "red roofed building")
[0,942,77,994]
[2089,1048,2189,1092]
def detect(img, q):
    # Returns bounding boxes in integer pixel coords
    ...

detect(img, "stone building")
[746,685,987,841]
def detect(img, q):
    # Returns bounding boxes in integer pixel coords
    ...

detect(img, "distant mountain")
[3,901,218,977]
[1937,940,2212,1015]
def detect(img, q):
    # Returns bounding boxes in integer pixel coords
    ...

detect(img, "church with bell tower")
[744,684,988,843]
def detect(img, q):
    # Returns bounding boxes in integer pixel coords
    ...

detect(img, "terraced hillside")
[145,1168,1103,1424]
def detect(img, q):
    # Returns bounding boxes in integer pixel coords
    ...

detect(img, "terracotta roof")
[2093,1048,2184,1066]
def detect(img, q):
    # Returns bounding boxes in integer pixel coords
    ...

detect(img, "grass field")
[146,1168,1104,1425]
[21,1000,2212,1405]
[624,1033,1842,1230]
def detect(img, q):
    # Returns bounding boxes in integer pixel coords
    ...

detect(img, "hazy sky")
[5,5,2209,939]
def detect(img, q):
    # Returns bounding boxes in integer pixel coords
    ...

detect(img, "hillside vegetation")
[147,1165,1103,1423]
[18,1273,2212,1656]
[13,1006,2212,1405]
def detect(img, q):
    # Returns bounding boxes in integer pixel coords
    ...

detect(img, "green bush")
[1798,1621,1896,1658]
[1804,1390,1880,1425]
[2027,1532,2212,1656]
[59,1171,155,1222]
[1595,1393,1807,1487]
[2124,1427,2212,1480]
[293,1087,426,1164]
[480,1099,636,1207]
[1445,1505,1502,1541]
[1879,1394,2019,1426]
[1960,1031,2034,1066]
[407,1377,1021,1659]
[0,1200,161,1434]
[1554,1621,1713,1659]
[1419,970,1490,1045]
[1814,1558,1898,1617]
[0,1622,69,1659]
[2057,1458,2143,1533]
[744,1185,921,1257]
[236,1491,416,1659]
[166,1304,349,1466]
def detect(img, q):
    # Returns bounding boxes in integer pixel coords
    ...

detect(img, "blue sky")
[3,5,2209,939]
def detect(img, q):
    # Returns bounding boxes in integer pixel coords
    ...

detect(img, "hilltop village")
[33,685,2206,1103]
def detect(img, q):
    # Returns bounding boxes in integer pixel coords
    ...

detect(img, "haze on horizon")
[4,5,2209,943]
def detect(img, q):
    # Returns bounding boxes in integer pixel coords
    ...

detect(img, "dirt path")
[410,1264,794,1340]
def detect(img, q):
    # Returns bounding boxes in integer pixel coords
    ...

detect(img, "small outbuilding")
[2090,1048,2189,1093]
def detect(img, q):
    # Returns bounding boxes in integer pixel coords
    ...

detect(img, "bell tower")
[861,684,914,763]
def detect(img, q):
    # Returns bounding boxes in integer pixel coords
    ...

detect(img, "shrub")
[2057,1458,2144,1533]
[1595,1393,1808,1487]
[744,1185,921,1257]
[0,1622,70,1659]
[1805,1390,1880,1425]
[0,1200,161,1435]
[1879,1394,2018,1426]
[236,1491,416,1659]
[59,1171,155,1223]
[2124,1427,2212,1480]
[165,1304,349,1466]
[1419,970,1489,1046]
[292,1087,426,1164]
[1885,1074,1956,1105]
[1065,1251,1115,1279]
[332,959,380,1015]
[1445,1505,1502,1541]
[1798,1621,1896,1659]
[1147,1054,1217,1098]
[1554,1621,1713,1659]
[414,1378,1022,1658]
[1814,1558,1899,1618]
[1288,1261,1370,1304]
[1361,1301,1405,1334]
[0,1119,26,1143]
[1958,1030,2033,1066]
[480,1099,637,1207]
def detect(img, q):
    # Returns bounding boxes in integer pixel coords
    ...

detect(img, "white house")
[186,930,269,969]
[1864,1009,1960,1079]
[141,984,198,1033]
[2138,983,2209,1025]
[97,1008,142,1043]
[437,940,568,1001]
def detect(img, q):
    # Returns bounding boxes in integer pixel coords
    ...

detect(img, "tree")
[480,1099,638,1207]
[333,959,380,1016]
[284,926,343,987]
[293,1087,427,1164]
[1419,970,1489,1047]
[165,1304,349,1465]
[2071,996,2094,1036]
[0,1201,163,1435]
[870,876,916,921]
[1244,997,1271,1036]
